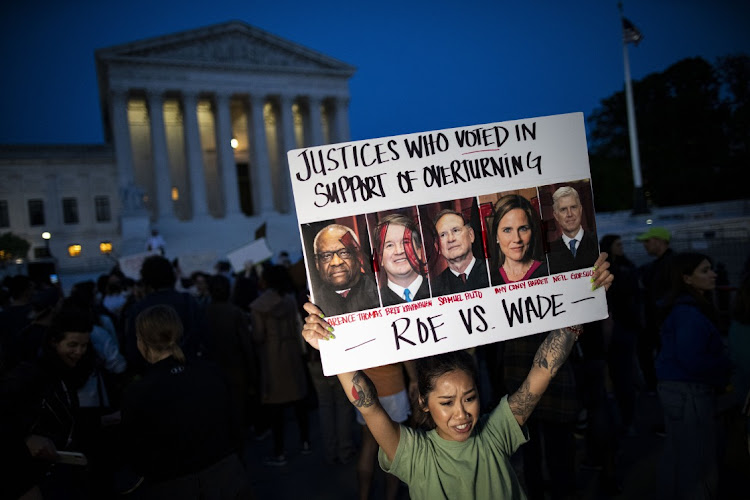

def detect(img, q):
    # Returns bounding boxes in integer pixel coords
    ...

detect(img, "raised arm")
[507,325,580,426]
[507,252,613,426]
[301,302,401,461]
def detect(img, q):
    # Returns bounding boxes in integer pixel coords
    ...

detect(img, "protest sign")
[289,112,607,375]
[118,252,152,280]
[175,250,218,276]
[226,237,274,273]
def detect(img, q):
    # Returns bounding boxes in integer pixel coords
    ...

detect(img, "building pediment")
[96,20,355,76]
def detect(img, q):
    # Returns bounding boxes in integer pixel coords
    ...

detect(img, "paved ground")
[241,390,749,499]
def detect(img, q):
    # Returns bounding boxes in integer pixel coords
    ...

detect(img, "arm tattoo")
[350,371,377,408]
[532,328,576,377]
[508,379,540,424]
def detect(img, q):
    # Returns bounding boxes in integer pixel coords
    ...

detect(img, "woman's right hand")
[302,302,335,351]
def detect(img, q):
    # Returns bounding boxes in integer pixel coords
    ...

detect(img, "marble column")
[181,92,209,218]
[308,96,324,147]
[334,97,351,143]
[109,90,135,195]
[249,95,275,214]
[278,94,298,213]
[146,90,174,220]
[214,93,241,217]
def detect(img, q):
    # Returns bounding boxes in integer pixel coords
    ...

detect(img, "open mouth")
[453,422,472,434]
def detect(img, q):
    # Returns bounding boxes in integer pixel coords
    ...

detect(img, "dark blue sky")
[1,0,748,145]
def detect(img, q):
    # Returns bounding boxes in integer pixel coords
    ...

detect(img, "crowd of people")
[0,222,749,499]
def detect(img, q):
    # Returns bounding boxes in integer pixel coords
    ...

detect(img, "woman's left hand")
[592,253,614,291]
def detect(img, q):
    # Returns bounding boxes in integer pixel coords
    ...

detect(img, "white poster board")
[288,112,607,375]
[226,238,274,273]
[176,250,218,276]
[118,252,152,280]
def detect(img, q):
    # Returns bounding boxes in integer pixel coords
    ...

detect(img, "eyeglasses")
[315,248,353,263]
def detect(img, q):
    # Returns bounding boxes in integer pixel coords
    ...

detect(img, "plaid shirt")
[501,332,580,423]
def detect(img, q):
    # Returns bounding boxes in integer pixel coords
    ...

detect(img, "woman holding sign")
[488,193,549,286]
[300,254,613,500]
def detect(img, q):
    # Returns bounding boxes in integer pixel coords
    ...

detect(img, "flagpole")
[619,3,649,214]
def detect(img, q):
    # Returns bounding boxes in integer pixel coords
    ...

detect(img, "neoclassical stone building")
[0,21,355,279]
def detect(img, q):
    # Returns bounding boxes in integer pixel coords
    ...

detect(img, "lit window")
[171,187,179,201]
[99,241,112,254]
[67,244,82,257]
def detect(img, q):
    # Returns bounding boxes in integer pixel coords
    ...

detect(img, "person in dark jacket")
[250,265,310,466]
[655,252,732,500]
[123,255,209,376]
[0,301,94,500]
[119,304,252,499]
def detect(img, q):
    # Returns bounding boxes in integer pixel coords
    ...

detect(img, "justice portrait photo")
[538,179,600,275]
[367,207,431,307]
[478,188,550,287]
[301,215,380,317]
[418,197,490,297]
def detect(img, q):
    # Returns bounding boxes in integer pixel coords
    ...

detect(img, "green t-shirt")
[378,395,528,500]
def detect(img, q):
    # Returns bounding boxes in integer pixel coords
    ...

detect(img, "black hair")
[140,255,176,290]
[208,274,231,302]
[261,265,295,294]
[666,252,718,324]
[414,350,478,430]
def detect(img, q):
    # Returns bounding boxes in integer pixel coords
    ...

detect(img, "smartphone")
[49,273,59,284]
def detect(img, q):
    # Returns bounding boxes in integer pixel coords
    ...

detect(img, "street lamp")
[42,231,51,257]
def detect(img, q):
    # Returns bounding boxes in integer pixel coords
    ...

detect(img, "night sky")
[1,0,748,145]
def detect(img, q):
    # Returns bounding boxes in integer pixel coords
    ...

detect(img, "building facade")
[0,21,355,279]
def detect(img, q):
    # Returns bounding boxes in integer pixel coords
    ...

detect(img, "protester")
[145,229,166,256]
[300,255,613,499]
[123,255,209,375]
[119,304,251,499]
[306,349,356,466]
[655,252,732,499]
[188,271,212,307]
[0,301,94,499]
[250,265,311,466]
[205,274,257,438]
[636,226,674,395]
[355,362,416,500]
[599,234,639,436]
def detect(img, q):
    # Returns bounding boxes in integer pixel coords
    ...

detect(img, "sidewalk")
[241,391,748,499]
